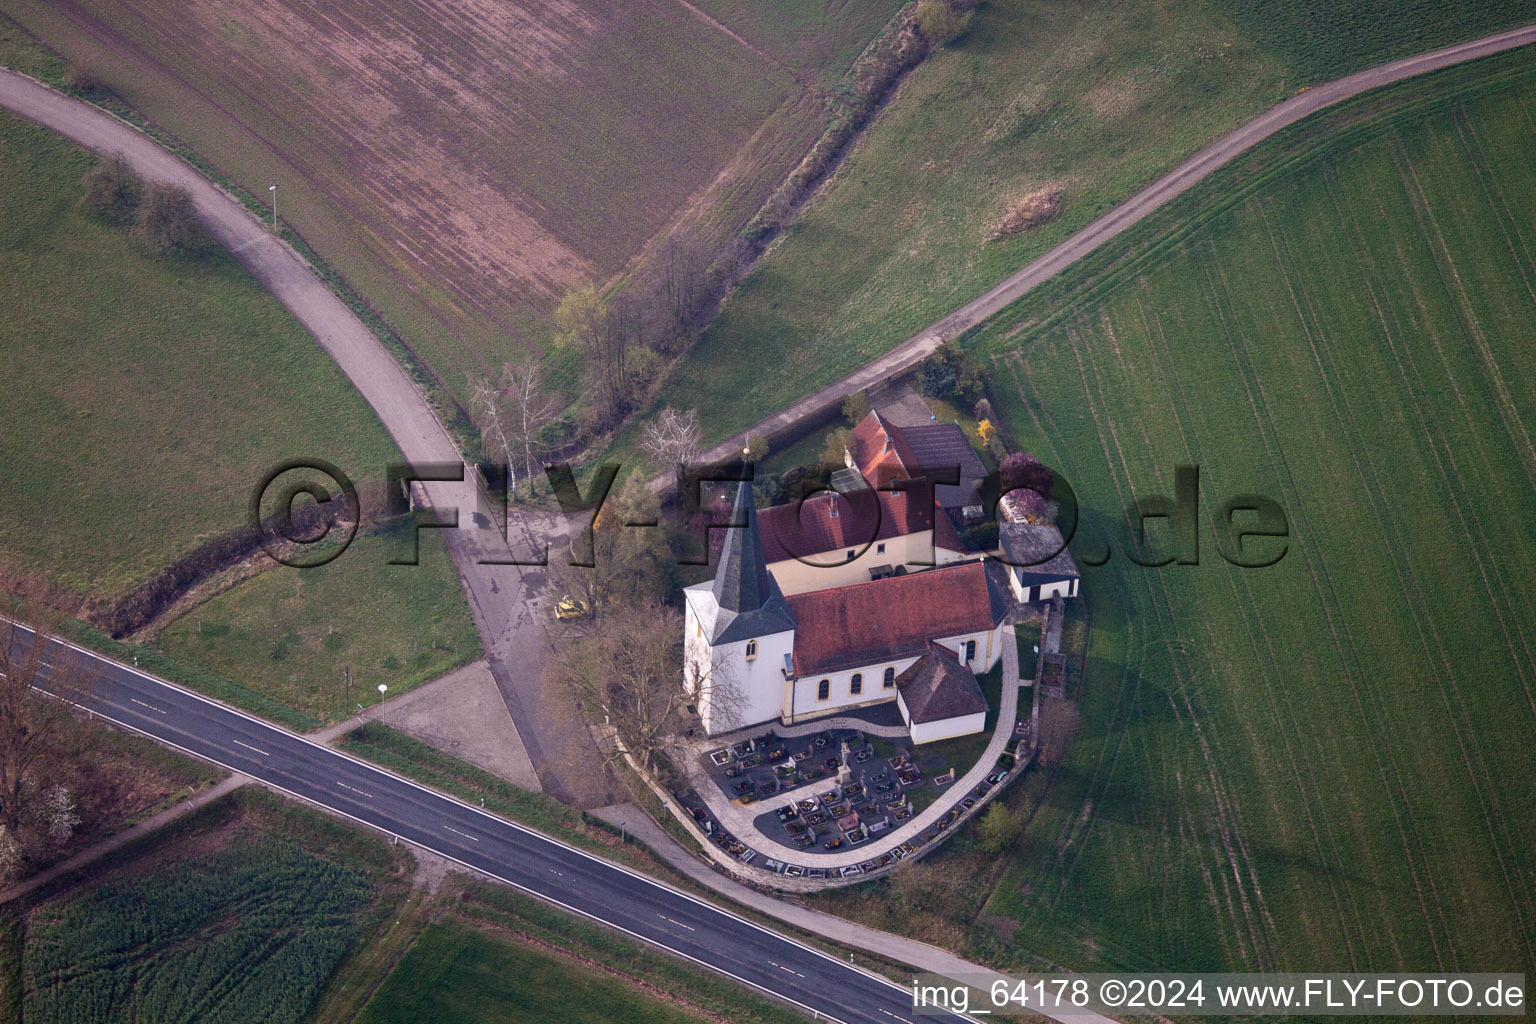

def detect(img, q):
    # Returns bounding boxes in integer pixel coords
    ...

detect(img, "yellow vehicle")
[554,594,590,621]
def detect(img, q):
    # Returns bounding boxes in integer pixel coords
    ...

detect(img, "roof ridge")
[783,556,984,601]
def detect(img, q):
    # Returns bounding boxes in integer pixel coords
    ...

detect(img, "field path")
[0,69,612,807]
[687,23,1536,465]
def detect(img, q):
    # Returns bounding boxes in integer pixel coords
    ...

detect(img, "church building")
[683,481,1013,742]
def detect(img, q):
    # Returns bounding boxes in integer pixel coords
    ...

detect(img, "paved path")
[701,636,1024,868]
[0,69,609,806]
[690,24,1536,466]
[0,774,250,905]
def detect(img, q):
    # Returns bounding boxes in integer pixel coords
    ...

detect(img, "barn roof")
[999,523,1080,578]
[898,424,988,509]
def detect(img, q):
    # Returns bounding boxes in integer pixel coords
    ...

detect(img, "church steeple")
[708,480,795,644]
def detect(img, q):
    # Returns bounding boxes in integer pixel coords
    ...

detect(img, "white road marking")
[443,825,479,842]
[336,781,374,799]
[879,1010,916,1023]
[232,739,270,757]
[230,236,264,254]
[130,697,166,714]
[657,913,695,932]
[770,961,806,979]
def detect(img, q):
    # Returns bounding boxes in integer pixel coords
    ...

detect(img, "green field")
[1219,0,1534,80]
[355,921,729,1024]
[418,880,809,1024]
[949,50,1536,976]
[154,527,481,723]
[0,111,399,601]
[14,790,407,1024]
[635,0,1536,455]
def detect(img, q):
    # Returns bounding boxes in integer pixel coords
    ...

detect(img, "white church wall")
[910,710,987,745]
[932,622,1004,674]
[685,591,795,735]
[784,655,921,724]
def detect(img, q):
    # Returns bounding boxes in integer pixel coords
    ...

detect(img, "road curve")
[13,623,994,1024]
[0,68,605,805]
[691,22,1536,465]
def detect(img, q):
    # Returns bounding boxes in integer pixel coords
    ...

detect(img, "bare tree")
[0,609,95,838]
[683,633,745,735]
[80,152,141,227]
[469,372,517,498]
[641,406,702,468]
[1036,696,1081,767]
[547,472,675,640]
[556,286,644,421]
[503,356,559,493]
[471,356,558,502]
[543,599,683,775]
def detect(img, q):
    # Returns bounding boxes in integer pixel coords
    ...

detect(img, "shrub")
[842,391,871,426]
[61,64,106,97]
[1000,451,1055,502]
[978,802,1019,854]
[79,153,142,228]
[133,181,203,253]
[914,1,974,47]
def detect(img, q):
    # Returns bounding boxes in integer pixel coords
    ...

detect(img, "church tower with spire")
[682,479,796,734]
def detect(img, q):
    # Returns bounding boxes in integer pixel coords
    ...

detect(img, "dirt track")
[687,22,1536,466]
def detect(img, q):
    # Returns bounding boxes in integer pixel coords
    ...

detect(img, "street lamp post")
[268,184,277,229]
[377,683,387,726]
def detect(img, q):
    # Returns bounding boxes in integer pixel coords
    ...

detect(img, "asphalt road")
[17,624,971,1024]
[691,22,1536,466]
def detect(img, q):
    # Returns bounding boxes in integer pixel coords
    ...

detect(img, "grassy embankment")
[154,526,481,723]
[626,0,1535,458]
[814,46,1536,977]
[352,915,801,1024]
[0,110,479,726]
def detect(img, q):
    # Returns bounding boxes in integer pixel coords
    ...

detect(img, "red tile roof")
[760,488,934,564]
[852,411,920,487]
[785,560,1003,676]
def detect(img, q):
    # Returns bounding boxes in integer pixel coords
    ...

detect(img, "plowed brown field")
[6,0,831,402]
